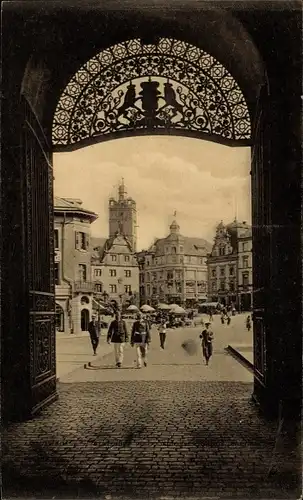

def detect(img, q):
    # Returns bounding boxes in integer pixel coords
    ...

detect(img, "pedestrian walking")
[246,315,251,331]
[227,314,231,325]
[199,320,214,366]
[107,310,129,368]
[221,313,225,325]
[158,317,167,349]
[88,315,100,355]
[131,313,151,368]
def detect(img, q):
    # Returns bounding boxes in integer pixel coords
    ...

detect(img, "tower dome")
[170,219,180,235]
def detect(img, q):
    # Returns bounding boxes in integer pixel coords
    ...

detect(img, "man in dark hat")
[131,313,151,368]
[88,314,100,356]
[199,320,214,366]
[107,310,129,368]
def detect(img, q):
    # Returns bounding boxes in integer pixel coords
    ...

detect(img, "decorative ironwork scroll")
[52,38,251,148]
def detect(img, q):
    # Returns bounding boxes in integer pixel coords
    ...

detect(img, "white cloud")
[54,136,251,250]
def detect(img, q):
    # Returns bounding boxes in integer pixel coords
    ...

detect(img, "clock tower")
[108,179,137,251]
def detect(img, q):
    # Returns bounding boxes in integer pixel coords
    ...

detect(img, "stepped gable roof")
[97,232,135,262]
[54,196,98,220]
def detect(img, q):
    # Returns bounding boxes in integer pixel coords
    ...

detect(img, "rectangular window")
[167,271,173,280]
[243,242,248,252]
[125,285,132,293]
[95,284,102,292]
[79,264,87,282]
[110,269,116,277]
[152,286,157,295]
[199,257,204,265]
[125,270,131,278]
[229,266,234,276]
[54,262,60,285]
[212,282,216,292]
[220,267,225,276]
[229,281,235,291]
[242,273,249,286]
[243,256,249,268]
[109,284,117,293]
[220,280,225,291]
[172,256,177,263]
[54,229,59,249]
[124,255,130,262]
[94,269,102,277]
[75,231,89,250]
[212,269,216,277]
[111,254,117,261]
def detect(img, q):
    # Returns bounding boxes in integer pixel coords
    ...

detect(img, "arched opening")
[80,296,90,305]
[2,14,302,500]
[80,308,90,331]
[55,303,64,332]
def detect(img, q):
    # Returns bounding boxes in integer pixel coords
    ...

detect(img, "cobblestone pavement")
[2,381,301,499]
[3,317,300,499]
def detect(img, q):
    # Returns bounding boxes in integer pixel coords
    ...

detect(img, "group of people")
[88,311,151,368]
[88,311,215,368]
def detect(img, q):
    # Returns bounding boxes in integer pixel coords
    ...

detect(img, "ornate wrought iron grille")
[52,38,251,149]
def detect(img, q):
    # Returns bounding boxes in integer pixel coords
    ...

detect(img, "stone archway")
[2,2,301,423]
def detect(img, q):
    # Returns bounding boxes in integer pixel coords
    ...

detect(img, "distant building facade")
[207,219,253,310]
[109,179,137,252]
[137,218,211,308]
[91,232,139,309]
[54,197,98,334]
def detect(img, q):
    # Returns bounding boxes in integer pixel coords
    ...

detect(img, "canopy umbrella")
[173,306,186,315]
[157,303,171,310]
[92,299,110,313]
[169,303,181,311]
[140,304,155,312]
[127,305,139,312]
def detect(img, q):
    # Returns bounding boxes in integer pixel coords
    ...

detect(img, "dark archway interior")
[1,0,302,424]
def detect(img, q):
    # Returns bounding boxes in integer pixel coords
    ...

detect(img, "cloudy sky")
[53,136,251,250]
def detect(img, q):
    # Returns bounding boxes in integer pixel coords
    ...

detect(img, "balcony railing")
[74,281,95,293]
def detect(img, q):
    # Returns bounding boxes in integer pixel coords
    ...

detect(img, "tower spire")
[118,178,126,201]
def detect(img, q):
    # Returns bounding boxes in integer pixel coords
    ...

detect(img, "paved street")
[2,315,300,499]
[57,314,253,383]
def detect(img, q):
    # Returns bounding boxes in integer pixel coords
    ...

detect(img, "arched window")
[81,296,90,305]
[81,309,90,331]
[55,303,64,332]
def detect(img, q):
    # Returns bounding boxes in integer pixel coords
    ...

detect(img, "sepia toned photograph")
[1,1,302,499]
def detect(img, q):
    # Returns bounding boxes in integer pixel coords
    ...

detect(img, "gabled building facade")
[207,219,253,310]
[91,232,139,309]
[137,218,211,308]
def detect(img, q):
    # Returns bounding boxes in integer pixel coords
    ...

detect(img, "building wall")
[54,207,97,334]
[109,198,137,251]
[91,235,140,308]
[237,237,253,310]
[138,229,209,306]
[207,221,253,309]
[54,216,92,283]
